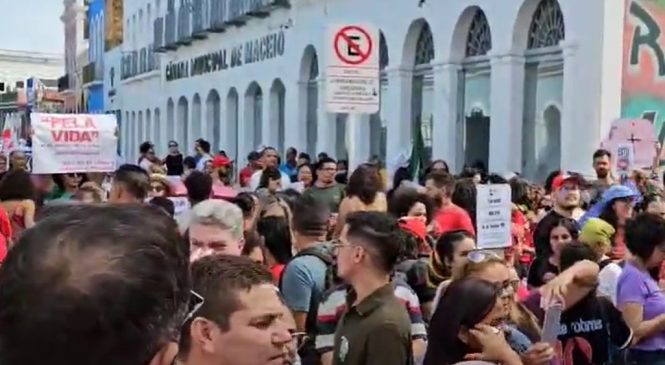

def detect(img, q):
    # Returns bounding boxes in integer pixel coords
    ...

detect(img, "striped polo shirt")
[315,279,428,353]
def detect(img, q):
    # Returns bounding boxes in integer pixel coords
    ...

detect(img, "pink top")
[211,183,238,200]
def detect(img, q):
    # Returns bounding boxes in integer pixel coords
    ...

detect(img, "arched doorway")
[245,82,263,151]
[130,111,136,161]
[206,90,221,153]
[124,111,130,157]
[138,111,144,148]
[192,93,202,142]
[299,46,319,156]
[145,109,152,144]
[461,8,492,169]
[154,108,161,152]
[167,98,175,146]
[411,22,435,165]
[270,79,286,153]
[520,0,565,181]
[177,96,189,153]
[226,88,239,163]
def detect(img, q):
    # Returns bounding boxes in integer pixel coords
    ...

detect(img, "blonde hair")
[453,256,542,341]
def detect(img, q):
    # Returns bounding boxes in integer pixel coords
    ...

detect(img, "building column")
[560,41,588,174]
[262,88,273,148]
[383,66,413,168]
[267,87,281,149]
[237,94,249,160]
[348,114,371,171]
[316,77,336,157]
[285,81,306,152]
[489,53,526,174]
[431,61,462,172]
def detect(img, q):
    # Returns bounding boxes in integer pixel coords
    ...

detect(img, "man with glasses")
[0,204,191,365]
[303,157,345,214]
[332,211,413,365]
[178,254,295,365]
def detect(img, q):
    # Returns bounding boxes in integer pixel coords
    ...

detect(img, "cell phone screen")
[541,302,563,345]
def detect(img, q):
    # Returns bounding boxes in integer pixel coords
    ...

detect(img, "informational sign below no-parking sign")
[326,24,380,114]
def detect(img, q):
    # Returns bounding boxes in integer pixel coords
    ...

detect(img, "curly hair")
[388,188,435,224]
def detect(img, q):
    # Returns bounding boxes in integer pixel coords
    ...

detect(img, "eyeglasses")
[67,173,81,178]
[183,290,205,324]
[467,250,502,264]
[331,240,360,255]
[288,331,309,350]
[495,279,520,297]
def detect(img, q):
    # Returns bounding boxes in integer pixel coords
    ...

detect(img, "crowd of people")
[2,140,665,365]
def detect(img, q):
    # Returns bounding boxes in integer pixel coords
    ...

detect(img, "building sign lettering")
[165,31,285,81]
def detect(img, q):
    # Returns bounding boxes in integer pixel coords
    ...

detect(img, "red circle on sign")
[334,25,373,65]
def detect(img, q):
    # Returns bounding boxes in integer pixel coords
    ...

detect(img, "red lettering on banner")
[51,130,97,143]
[41,116,97,130]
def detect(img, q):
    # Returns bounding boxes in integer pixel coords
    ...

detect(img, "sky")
[0,0,64,54]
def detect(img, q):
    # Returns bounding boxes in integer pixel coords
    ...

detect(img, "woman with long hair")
[424,278,523,365]
[334,163,387,236]
[428,230,476,308]
[527,217,578,288]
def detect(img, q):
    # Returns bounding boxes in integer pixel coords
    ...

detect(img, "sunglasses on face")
[151,185,165,192]
[467,250,502,264]
[67,173,82,178]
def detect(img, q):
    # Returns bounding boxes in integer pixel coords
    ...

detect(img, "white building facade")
[0,50,64,92]
[61,0,89,112]
[114,0,624,181]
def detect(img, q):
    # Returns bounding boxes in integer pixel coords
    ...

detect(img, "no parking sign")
[326,24,380,114]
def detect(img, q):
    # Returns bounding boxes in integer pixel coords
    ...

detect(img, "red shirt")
[433,203,475,237]
[271,264,285,284]
[239,166,254,188]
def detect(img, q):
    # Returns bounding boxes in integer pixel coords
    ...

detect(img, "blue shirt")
[280,163,298,182]
[281,252,328,313]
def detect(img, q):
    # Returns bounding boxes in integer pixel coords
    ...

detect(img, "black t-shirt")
[527,257,559,288]
[524,293,633,365]
[165,154,184,176]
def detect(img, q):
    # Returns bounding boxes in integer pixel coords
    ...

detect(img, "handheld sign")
[476,184,512,249]
[31,113,119,174]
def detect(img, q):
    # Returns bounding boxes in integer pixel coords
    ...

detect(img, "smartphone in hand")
[541,301,563,346]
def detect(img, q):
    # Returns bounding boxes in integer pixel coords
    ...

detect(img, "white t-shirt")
[597,261,623,305]
[249,169,292,191]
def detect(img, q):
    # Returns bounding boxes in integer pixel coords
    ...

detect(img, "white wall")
[114,0,625,175]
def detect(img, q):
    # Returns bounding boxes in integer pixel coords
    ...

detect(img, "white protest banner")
[31,113,118,174]
[476,184,512,249]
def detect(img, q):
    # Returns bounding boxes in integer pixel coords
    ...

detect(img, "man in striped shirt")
[315,278,428,365]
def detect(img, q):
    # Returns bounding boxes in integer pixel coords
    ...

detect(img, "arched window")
[414,23,434,66]
[465,10,492,57]
[527,0,565,49]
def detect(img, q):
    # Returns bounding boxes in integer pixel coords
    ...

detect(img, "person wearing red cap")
[208,155,237,201]
[532,173,582,260]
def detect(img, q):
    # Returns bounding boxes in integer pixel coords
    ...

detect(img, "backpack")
[279,244,339,365]
[279,243,340,333]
